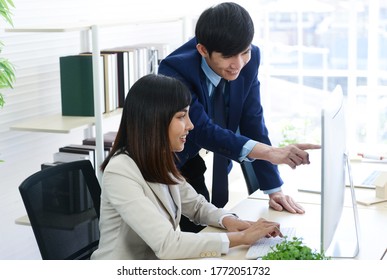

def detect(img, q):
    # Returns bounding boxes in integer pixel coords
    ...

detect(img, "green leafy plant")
[262,237,330,260]
[278,123,299,147]
[277,118,317,148]
[0,0,16,108]
[0,0,15,162]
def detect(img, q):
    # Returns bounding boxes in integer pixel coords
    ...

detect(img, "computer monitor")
[320,85,360,258]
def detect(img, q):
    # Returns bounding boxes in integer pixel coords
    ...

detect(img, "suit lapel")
[168,185,182,226]
[147,182,180,229]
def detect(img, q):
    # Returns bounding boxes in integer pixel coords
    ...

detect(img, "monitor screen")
[320,85,359,258]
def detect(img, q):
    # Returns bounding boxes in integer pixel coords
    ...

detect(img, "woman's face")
[168,106,194,152]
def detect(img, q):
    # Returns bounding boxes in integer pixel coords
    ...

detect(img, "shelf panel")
[4,25,91,33]
[10,109,122,134]
[4,18,183,33]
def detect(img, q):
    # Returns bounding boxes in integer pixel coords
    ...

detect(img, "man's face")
[198,44,252,81]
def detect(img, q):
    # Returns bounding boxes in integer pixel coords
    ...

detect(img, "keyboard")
[361,170,381,185]
[346,170,382,189]
[245,227,296,259]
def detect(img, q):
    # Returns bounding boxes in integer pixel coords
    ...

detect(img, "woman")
[91,74,282,260]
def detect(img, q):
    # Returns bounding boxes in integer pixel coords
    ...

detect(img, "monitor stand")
[325,153,361,258]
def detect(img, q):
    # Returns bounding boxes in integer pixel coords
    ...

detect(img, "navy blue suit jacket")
[158,38,283,191]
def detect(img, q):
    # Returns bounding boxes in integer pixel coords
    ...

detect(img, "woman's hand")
[226,218,282,247]
[222,215,251,232]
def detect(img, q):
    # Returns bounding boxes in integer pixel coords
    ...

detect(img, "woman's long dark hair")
[101,74,192,185]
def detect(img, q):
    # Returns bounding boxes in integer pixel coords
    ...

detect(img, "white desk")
[221,157,387,260]
[203,155,387,261]
[249,184,387,211]
[203,197,387,260]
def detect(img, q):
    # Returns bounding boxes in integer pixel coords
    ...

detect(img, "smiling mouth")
[227,70,239,75]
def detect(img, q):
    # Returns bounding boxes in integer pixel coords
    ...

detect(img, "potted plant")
[0,0,15,108]
[262,237,330,260]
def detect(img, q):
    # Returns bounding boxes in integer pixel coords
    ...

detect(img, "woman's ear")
[196,43,208,57]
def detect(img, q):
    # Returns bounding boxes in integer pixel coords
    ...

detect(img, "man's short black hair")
[195,2,254,57]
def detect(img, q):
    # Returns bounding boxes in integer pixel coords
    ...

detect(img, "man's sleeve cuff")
[263,186,282,195]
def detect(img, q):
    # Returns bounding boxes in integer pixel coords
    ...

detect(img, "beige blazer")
[91,154,231,260]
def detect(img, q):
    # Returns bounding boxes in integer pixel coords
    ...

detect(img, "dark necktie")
[211,79,229,208]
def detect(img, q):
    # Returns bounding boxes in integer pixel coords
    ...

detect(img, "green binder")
[60,55,95,116]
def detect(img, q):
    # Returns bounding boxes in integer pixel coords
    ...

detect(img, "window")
[251,0,387,154]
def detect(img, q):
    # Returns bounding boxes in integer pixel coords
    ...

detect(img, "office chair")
[18,160,101,260]
[240,161,260,195]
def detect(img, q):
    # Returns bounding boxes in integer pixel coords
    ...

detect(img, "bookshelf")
[6,18,186,181]
[10,109,122,134]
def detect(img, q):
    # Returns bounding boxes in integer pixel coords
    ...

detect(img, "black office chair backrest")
[240,161,260,195]
[18,160,101,260]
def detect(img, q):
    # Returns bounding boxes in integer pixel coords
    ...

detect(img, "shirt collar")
[201,57,222,87]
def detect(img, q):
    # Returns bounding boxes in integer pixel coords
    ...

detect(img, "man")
[158,2,320,232]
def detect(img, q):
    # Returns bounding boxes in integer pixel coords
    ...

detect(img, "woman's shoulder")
[106,152,132,164]
[104,153,140,176]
